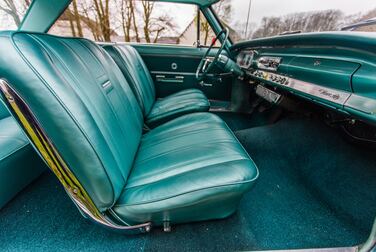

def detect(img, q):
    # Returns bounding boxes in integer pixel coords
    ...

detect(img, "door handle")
[156,75,184,83]
[199,81,213,87]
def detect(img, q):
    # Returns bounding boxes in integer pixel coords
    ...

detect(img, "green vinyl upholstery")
[0,32,258,227]
[0,100,45,209]
[103,44,210,127]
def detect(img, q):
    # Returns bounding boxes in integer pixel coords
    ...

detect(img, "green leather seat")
[103,44,210,127]
[0,32,258,228]
[0,100,45,209]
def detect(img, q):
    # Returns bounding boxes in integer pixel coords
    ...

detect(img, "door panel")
[130,44,232,101]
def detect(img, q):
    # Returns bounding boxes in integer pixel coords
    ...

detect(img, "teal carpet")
[0,117,375,251]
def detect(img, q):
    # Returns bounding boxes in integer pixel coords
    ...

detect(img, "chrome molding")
[249,69,376,123]
[249,69,351,106]
[0,79,152,234]
[345,94,376,115]
[257,56,282,71]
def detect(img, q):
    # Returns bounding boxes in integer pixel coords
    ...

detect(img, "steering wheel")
[196,28,229,82]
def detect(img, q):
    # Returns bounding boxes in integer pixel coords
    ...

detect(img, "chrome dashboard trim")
[248,69,376,121]
[249,69,351,106]
[345,94,376,115]
[257,56,282,71]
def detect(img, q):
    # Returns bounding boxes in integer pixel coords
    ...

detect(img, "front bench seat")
[103,44,210,128]
[0,32,258,229]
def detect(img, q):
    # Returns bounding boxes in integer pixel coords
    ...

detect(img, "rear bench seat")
[0,99,45,209]
[0,32,258,228]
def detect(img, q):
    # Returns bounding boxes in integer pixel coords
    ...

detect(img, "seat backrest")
[103,44,156,117]
[0,32,143,211]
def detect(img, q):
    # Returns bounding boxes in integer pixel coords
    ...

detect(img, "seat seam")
[126,157,250,189]
[113,46,147,113]
[115,176,258,207]
[65,39,133,182]
[11,33,117,206]
[135,139,239,166]
[141,125,229,149]
[32,35,128,186]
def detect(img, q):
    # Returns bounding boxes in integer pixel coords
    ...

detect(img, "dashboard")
[232,32,376,125]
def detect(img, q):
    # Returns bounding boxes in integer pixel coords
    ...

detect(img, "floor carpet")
[0,117,375,251]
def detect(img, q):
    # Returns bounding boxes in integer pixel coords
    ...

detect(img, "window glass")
[0,0,31,30]
[49,0,217,46]
[214,0,376,43]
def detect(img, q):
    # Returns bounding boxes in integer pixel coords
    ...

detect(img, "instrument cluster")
[236,50,256,69]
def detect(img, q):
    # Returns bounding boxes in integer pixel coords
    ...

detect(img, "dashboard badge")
[314,60,321,66]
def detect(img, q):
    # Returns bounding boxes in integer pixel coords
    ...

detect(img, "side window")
[177,12,219,47]
[49,0,218,47]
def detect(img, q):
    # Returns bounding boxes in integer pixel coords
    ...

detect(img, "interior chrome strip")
[0,79,152,234]
[151,71,196,76]
[249,69,351,106]
[345,94,376,115]
[257,247,358,252]
[288,78,351,105]
[151,71,231,78]
[249,69,376,123]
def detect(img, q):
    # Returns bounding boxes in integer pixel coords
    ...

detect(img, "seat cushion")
[112,113,258,225]
[0,116,45,208]
[146,89,210,128]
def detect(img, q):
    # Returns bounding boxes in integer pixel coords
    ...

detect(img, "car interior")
[0,0,375,251]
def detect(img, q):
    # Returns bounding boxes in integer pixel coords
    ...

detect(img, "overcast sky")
[231,0,376,26]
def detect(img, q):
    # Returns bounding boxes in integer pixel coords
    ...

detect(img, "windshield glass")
[213,0,376,43]
[0,0,31,30]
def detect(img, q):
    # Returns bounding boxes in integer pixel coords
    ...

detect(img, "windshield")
[0,0,31,30]
[213,0,376,43]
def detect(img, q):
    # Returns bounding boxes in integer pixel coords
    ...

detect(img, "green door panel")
[130,44,232,101]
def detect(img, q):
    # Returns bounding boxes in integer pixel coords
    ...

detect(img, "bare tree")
[80,2,102,41]
[0,0,31,27]
[117,0,138,42]
[131,1,140,42]
[72,0,83,37]
[140,1,177,43]
[141,1,154,43]
[252,10,344,39]
[152,15,177,43]
[93,0,111,41]
[199,0,233,45]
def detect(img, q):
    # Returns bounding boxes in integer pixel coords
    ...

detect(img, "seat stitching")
[11,33,117,205]
[115,171,258,207]
[147,104,209,122]
[127,156,249,189]
[113,46,147,113]
[64,39,133,182]
[135,139,239,165]
[32,35,128,184]
[140,126,230,150]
